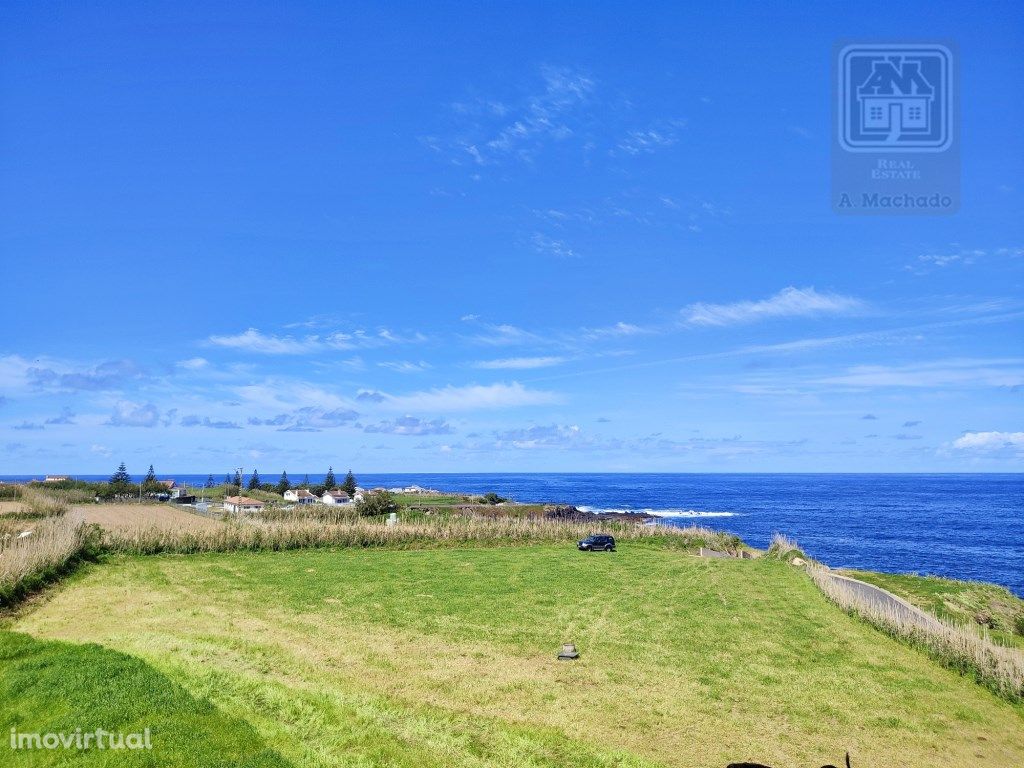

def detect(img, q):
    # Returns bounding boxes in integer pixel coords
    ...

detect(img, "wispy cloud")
[207,327,424,355]
[578,321,647,341]
[465,323,544,347]
[378,361,431,373]
[815,358,1024,389]
[45,407,76,425]
[614,120,686,155]
[180,415,242,430]
[682,287,864,327]
[376,382,560,412]
[906,245,1022,274]
[207,329,321,354]
[27,359,146,392]
[493,423,583,449]
[246,406,359,432]
[531,232,578,258]
[473,356,567,370]
[364,416,454,436]
[444,66,596,166]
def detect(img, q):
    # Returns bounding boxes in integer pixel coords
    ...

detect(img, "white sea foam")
[577,506,736,518]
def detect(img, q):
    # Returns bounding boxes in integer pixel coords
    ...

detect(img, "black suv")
[578,534,616,552]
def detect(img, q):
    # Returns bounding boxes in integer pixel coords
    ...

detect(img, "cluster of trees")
[225,466,358,498]
[77,463,361,501]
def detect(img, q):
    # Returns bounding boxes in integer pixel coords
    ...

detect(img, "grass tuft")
[766,532,806,561]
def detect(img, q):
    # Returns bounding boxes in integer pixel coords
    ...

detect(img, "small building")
[43,475,70,483]
[321,489,351,505]
[224,495,265,514]
[284,488,317,505]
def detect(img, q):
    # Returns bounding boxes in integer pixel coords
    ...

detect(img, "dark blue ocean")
[4,473,1021,596]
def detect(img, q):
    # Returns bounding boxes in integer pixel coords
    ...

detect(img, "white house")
[321,489,351,505]
[224,495,264,514]
[284,488,317,505]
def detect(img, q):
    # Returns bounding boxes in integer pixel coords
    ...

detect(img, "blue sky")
[1,1,1022,474]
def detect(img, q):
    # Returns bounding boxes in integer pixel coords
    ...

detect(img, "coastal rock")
[542,504,591,522]
[790,557,807,566]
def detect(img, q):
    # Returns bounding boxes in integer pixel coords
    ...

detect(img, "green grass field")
[4,544,1023,767]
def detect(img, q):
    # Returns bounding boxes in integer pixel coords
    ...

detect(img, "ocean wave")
[577,506,736,518]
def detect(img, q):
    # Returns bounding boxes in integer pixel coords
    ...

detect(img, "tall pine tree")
[341,470,357,496]
[324,466,336,489]
[110,462,132,496]
[276,471,291,495]
[301,474,310,488]
[110,462,131,485]
[205,474,216,488]
[233,470,242,488]
[142,464,159,494]
[248,470,261,491]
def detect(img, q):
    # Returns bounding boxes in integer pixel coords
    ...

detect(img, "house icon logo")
[839,44,953,152]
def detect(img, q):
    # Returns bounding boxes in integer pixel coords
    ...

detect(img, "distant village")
[22,468,445,514]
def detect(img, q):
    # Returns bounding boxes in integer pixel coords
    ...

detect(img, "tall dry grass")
[0,512,97,606]
[9,486,71,519]
[766,532,804,560]
[254,504,362,525]
[808,565,1024,702]
[103,514,740,555]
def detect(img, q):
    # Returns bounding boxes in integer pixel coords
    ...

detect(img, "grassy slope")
[6,545,1024,768]
[0,631,291,767]
[839,568,1024,649]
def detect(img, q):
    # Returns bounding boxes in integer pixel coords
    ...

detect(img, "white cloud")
[234,381,355,412]
[467,323,543,347]
[815,358,1024,389]
[378,382,560,412]
[907,246,1022,274]
[207,327,424,355]
[473,356,567,370]
[177,357,209,370]
[208,328,319,355]
[683,287,864,327]
[106,401,161,428]
[364,415,454,436]
[378,361,431,373]
[494,423,583,449]
[531,232,578,259]
[951,431,1024,451]
[579,322,647,341]
[615,120,686,155]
